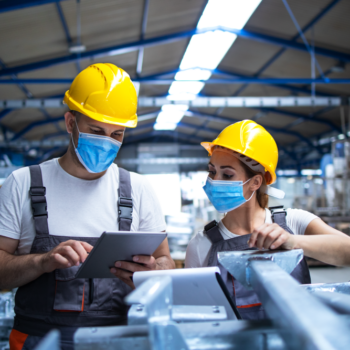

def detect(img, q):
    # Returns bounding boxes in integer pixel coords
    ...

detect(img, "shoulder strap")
[118,167,133,231]
[204,221,223,244]
[270,205,289,227]
[29,165,49,238]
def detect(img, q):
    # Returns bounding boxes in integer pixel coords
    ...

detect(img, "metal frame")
[1,77,350,85]
[0,96,344,109]
[0,100,339,155]
[0,0,66,14]
[136,0,150,76]
[74,250,350,350]
[1,25,350,78]
[234,0,342,97]
[55,1,81,73]
[0,0,347,168]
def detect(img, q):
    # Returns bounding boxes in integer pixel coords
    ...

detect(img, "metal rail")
[0,96,344,109]
[219,250,350,350]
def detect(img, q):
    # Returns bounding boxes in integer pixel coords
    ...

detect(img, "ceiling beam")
[0,0,67,14]
[1,96,343,109]
[184,110,321,153]
[1,25,350,78]
[136,0,150,76]
[234,0,342,97]
[0,77,349,85]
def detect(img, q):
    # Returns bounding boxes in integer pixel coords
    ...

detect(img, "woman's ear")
[250,174,263,191]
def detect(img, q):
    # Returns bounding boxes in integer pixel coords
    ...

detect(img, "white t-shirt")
[0,159,166,255]
[185,208,318,268]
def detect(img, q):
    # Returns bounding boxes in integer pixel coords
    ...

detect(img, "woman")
[185,119,350,320]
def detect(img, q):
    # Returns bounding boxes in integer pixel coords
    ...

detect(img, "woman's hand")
[248,223,296,250]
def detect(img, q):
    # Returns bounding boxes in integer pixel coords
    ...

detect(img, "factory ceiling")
[0,0,349,167]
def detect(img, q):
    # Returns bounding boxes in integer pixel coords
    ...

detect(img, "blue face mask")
[203,177,254,213]
[72,122,122,173]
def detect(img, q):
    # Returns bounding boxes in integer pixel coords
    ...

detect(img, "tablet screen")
[75,231,167,278]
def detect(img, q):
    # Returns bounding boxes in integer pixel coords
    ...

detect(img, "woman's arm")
[249,218,350,266]
[293,218,350,266]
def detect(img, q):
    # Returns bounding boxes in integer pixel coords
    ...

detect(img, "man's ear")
[64,111,75,134]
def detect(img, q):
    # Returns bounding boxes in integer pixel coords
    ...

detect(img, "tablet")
[133,267,240,320]
[75,231,167,279]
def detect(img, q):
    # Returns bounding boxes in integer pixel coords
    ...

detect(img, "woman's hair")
[240,161,269,209]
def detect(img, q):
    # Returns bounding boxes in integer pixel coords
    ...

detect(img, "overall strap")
[270,205,294,234]
[118,168,133,231]
[270,205,287,226]
[29,165,49,238]
[204,221,223,244]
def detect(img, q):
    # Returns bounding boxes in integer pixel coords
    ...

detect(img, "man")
[0,63,175,350]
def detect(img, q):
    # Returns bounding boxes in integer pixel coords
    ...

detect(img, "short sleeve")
[286,208,319,236]
[185,231,212,268]
[137,176,167,232]
[0,174,22,240]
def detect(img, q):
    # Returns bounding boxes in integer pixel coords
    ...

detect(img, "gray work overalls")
[205,207,311,320]
[11,165,133,350]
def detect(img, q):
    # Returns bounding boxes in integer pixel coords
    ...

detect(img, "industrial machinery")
[0,291,15,350]
[73,250,350,350]
[3,250,350,350]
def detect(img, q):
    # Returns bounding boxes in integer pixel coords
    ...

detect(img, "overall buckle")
[29,186,48,217]
[31,202,48,217]
[118,197,133,221]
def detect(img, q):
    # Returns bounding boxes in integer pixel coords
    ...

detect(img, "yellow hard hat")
[201,120,278,184]
[63,63,138,128]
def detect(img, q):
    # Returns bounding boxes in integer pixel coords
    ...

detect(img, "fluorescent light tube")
[179,31,236,70]
[154,123,178,130]
[167,0,262,99]
[169,81,205,95]
[167,93,197,101]
[175,69,212,81]
[154,104,189,131]
[157,111,184,124]
[197,0,262,30]
[161,104,189,112]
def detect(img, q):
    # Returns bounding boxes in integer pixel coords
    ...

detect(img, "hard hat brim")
[63,92,138,128]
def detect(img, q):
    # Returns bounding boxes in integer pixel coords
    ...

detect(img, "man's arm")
[111,237,175,288]
[0,236,93,290]
[0,236,44,289]
[154,238,176,270]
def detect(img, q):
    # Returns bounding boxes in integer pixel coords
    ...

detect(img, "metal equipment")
[34,330,60,350]
[0,291,15,350]
[73,249,350,350]
[4,250,350,349]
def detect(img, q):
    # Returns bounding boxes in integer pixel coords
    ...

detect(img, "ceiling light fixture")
[161,0,262,130]
[153,105,189,131]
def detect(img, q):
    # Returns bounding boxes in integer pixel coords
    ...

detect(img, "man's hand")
[110,255,157,288]
[248,223,296,250]
[39,240,93,273]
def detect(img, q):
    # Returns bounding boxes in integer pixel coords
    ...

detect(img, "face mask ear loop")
[245,190,255,202]
[71,117,80,150]
[243,177,255,202]
[243,178,252,185]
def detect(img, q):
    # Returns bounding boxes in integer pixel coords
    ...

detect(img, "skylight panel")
[153,105,189,131]
[157,0,262,129]
[167,0,262,101]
